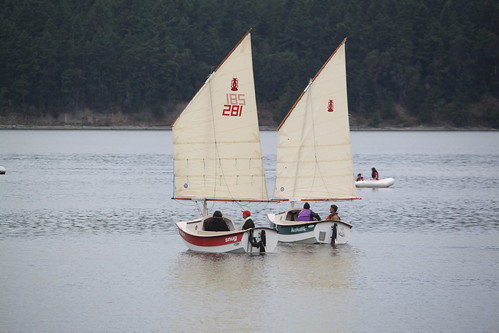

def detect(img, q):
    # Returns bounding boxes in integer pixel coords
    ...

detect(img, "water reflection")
[175,251,270,290]
[173,244,360,292]
[170,243,360,331]
[272,244,359,289]
[171,251,272,330]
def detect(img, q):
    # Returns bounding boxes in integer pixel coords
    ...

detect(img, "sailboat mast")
[203,200,207,216]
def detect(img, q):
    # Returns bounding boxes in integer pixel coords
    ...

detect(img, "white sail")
[273,39,357,201]
[172,31,268,201]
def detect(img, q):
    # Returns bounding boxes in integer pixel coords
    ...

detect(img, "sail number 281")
[222,93,246,117]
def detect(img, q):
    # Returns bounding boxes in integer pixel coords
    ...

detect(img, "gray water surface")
[1,130,498,332]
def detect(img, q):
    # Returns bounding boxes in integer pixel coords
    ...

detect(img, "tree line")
[1,0,498,128]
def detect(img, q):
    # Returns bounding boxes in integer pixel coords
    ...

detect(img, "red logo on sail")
[328,99,334,112]
[231,77,238,91]
[223,78,246,117]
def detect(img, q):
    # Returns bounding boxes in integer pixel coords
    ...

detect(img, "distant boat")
[355,177,395,188]
[267,38,358,245]
[171,29,278,254]
[0,166,5,175]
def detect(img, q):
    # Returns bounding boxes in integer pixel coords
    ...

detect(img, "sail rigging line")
[308,37,356,202]
[208,82,238,203]
[172,29,272,206]
[305,78,324,201]
[207,70,220,201]
[208,30,254,203]
[172,30,255,203]
[290,85,309,200]
[307,55,344,202]
[273,37,358,203]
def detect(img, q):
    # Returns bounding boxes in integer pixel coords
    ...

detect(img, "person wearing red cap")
[241,210,255,230]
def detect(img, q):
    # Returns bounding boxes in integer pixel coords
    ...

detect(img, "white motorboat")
[355,177,395,188]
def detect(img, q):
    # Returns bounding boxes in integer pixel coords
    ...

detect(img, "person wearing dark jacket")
[241,210,255,230]
[204,210,230,231]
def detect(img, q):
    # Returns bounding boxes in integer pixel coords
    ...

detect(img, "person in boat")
[356,173,364,181]
[296,202,321,221]
[241,210,255,230]
[371,167,379,180]
[204,210,230,231]
[326,204,340,221]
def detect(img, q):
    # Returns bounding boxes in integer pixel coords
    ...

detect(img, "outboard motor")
[249,229,266,253]
[331,223,337,246]
[260,230,266,247]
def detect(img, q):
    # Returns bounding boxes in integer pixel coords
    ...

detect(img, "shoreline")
[0,125,497,131]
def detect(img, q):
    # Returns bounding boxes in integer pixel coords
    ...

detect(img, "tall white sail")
[172,30,268,201]
[273,39,357,201]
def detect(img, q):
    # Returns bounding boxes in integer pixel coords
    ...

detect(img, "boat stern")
[244,227,279,254]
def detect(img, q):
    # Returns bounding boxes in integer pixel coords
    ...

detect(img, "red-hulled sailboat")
[171,29,278,254]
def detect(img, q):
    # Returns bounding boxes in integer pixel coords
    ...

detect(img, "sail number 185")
[222,93,246,117]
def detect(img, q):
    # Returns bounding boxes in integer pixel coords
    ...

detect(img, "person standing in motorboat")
[326,204,340,221]
[371,167,379,180]
[297,202,321,221]
[241,210,255,230]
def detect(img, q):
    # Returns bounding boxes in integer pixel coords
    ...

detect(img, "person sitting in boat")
[204,210,230,231]
[356,173,364,181]
[371,167,379,180]
[241,210,255,230]
[326,204,340,221]
[296,202,321,221]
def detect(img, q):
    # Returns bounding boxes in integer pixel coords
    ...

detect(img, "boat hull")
[355,177,395,188]
[267,211,352,245]
[176,219,278,254]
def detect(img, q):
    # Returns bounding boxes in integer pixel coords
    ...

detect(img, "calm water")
[1,130,498,332]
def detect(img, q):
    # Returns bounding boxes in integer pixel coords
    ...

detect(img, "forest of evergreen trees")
[1,0,498,128]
